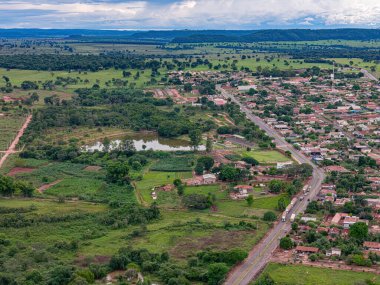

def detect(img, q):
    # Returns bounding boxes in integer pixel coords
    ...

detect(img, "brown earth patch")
[7,167,35,176]
[169,230,255,259]
[75,255,111,267]
[84,165,102,172]
[38,179,62,193]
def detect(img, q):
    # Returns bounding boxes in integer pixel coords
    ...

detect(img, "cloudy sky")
[1,0,380,30]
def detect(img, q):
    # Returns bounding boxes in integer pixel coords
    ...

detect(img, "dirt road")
[0,114,32,169]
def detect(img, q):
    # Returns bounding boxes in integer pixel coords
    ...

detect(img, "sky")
[1,0,380,30]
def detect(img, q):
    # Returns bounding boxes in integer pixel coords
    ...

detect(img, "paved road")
[361,69,379,82]
[217,87,325,285]
[0,115,32,169]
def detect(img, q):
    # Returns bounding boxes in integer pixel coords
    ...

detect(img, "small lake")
[82,133,205,152]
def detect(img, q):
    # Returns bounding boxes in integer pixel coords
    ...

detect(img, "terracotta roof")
[295,246,319,253]
[364,241,380,249]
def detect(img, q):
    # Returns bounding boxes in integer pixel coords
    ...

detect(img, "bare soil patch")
[75,255,111,267]
[7,167,35,176]
[170,230,255,259]
[84,165,102,172]
[38,179,62,193]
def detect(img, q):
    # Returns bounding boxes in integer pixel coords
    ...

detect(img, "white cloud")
[0,0,379,29]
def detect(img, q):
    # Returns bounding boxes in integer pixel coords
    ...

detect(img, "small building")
[326,248,341,257]
[203,174,217,184]
[276,161,293,169]
[363,241,380,252]
[343,216,359,229]
[300,217,317,223]
[295,246,319,254]
[230,185,253,200]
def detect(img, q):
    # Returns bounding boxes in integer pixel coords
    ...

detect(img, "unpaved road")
[0,115,32,169]
[218,86,325,285]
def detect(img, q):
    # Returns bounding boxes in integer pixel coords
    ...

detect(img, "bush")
[182,194,211,210]
[207,263,229,285]
[263,211,277,222]
[279,237,293,250]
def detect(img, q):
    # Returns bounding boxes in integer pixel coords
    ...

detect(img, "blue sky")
[1,0,379,29]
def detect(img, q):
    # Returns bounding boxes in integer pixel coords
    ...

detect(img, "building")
[295,246,319,254]
[203,174,217,184]
[230,185,253,200]
[363,241,380,252]
[276,161,293,169]
[326,248,342,257]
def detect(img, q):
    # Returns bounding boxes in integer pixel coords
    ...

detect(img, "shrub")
[263,211,277,222]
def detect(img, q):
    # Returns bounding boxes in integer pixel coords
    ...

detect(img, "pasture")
[257,263,380,285]
[240,149,290,164]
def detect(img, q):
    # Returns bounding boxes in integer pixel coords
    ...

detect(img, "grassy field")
[0,114,26,150]
[135,170,193,205]
[257,263,380,285]
[240,149,291,164]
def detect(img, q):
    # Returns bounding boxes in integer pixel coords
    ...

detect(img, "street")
[217,86,325,285]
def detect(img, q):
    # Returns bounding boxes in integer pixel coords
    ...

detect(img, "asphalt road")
[361,69,379,82]
[217,86,325,285]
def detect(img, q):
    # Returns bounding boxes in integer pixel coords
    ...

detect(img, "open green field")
[257,263,380,285]
[240,149,291,164]
[331,57,380,79]
[0,67,155,91]
[0,114,25,150]
[135,170,193,205]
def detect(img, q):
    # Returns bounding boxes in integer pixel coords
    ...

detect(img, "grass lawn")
[257,263,380,285]
[241,149,291,164]
[135,170,192,205]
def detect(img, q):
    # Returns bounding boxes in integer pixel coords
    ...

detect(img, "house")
[326,248,341,257]
[230,185,253,200]
[203,174,217,184]
[363,241,380,252]
[300,217,317,222]
[276,161,293,169]
[331,213,348,225]
[324,165,350,173]
[343,216,359,229]
[334,198,351,206]
[295,246,319,254]
[234,185,253,192]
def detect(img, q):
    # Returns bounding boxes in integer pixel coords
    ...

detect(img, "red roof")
[295,246,319,253]
[364,241,380,249]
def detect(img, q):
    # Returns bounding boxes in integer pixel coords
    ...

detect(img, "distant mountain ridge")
[0,28,380,43]
[173,29,380,42]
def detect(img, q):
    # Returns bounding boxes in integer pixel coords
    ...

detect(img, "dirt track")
[0,115,32,169]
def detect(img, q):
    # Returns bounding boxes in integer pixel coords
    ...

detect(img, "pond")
[82,133,205,152]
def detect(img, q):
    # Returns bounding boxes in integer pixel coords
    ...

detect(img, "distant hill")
[0,29,137,39]
[1,28,380,43]
[172,29,380,43]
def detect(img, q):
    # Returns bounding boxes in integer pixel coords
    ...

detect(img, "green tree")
[277,197,286,211]
[279,237,293,250]
[106,161,130,185]
[197,156,214,171]
[246,195,254,207]
[207,263,229,285]
[206,137,213,153]
[263,211,277,221]
[189,129,202,151]
[349,222,368,240]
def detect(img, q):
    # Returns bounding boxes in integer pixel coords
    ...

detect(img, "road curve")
[217,86,325,285]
